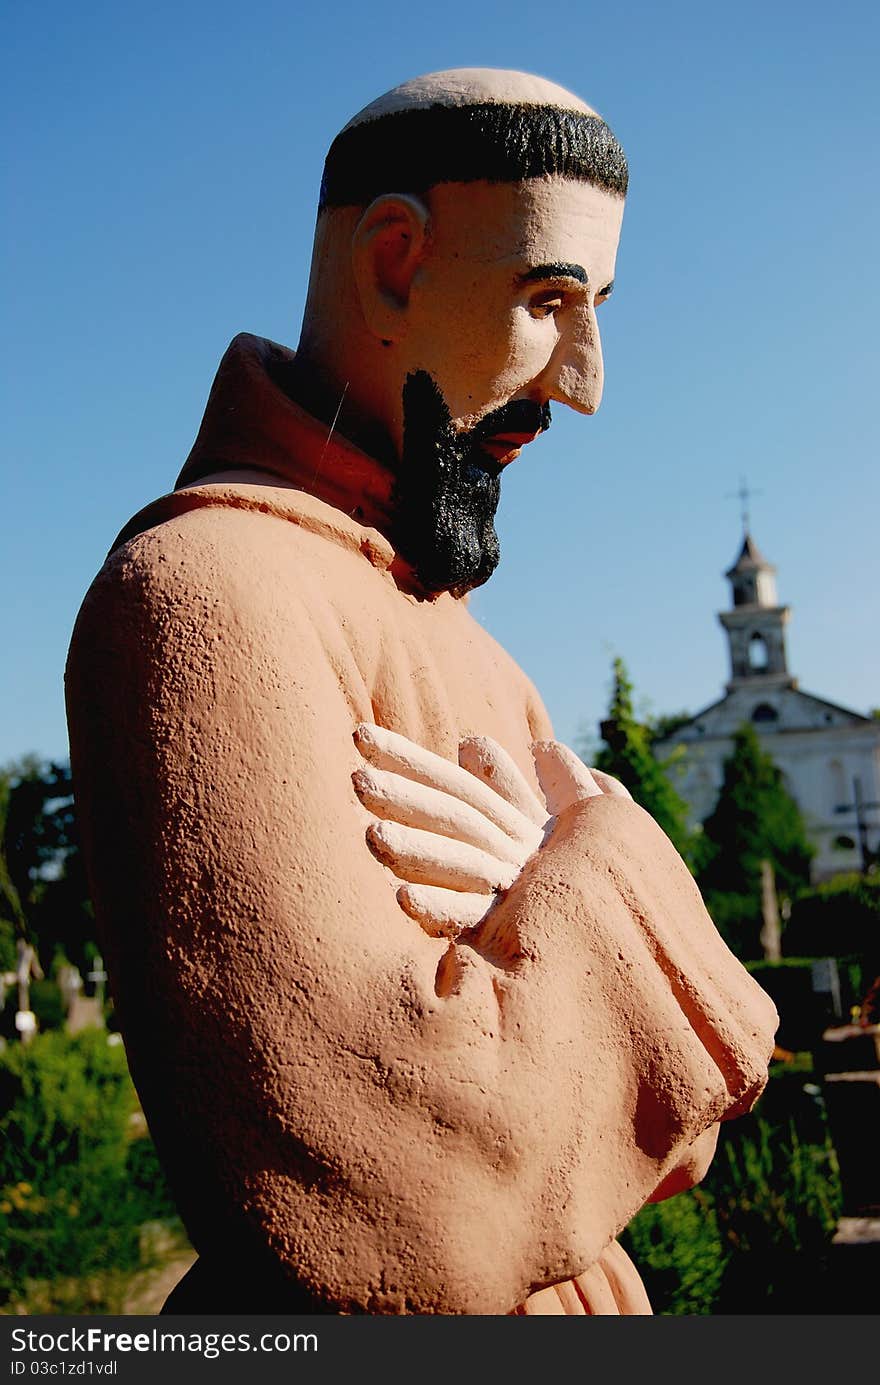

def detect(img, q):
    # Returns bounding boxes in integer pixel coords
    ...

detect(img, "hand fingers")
[595,1241,652,1314]
[516,1260,639,1315]
[518,1285,567,1315]
[354,723,543,851]
[352,766,527,867]
[572,1262,621,1315]
[396,884,494,937]
[458,735,548,827]
[366,820,519,893]
[585,767,632,800]
[551,1280,588,1314]
[532,740,604,815]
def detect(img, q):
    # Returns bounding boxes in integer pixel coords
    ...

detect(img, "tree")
[646,710,693,745]
[784,871,880,971]
[697,724,814,958]
[592,658,694,860]
[0,759,95,973]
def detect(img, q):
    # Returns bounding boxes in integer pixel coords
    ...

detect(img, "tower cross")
[727,476,763,533]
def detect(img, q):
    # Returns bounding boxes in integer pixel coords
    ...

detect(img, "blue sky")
[3,0,878,766]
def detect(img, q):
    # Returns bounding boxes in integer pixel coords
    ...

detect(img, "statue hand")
[352,723,629,936]
[517,1240,651,1315]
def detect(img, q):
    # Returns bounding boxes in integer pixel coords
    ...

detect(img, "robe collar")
[175,333,397,538]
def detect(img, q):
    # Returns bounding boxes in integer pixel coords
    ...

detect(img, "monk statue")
[65,68,778,1315]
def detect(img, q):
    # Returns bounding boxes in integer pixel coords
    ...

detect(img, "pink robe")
[65,334,777,1313]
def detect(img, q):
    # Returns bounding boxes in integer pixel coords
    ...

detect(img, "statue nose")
[543,307,604,415]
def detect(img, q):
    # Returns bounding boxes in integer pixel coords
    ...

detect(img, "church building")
[656,533,880,880]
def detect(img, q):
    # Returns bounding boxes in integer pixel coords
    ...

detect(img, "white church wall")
[660,721,880,881]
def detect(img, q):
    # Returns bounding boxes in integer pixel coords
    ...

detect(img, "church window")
[748,634,769,670]
[829,760,846,811]
[833,834,856,852]
[733,580,754,607]
[752,703,778,723]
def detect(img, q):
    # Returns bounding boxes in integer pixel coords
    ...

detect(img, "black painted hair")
[319,101,628,209]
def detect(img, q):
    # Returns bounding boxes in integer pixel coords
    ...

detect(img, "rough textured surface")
[66,357,777,1313]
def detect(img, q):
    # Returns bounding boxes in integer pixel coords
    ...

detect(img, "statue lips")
[479,429,543,466]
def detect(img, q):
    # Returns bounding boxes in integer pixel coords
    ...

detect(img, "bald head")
[319,67,628,209]
[342,68,600,122]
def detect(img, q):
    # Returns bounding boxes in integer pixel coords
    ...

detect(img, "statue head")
[296,69,628,596]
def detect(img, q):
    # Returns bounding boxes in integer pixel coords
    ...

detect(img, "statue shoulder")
[107,480,396,574]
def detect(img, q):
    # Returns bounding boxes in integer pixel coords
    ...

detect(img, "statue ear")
[351,194,430,344]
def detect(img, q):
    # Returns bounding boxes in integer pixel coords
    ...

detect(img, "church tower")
[652,524,880,879]
[718,533,795,692]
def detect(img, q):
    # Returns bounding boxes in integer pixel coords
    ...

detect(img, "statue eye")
[529,294,564,320]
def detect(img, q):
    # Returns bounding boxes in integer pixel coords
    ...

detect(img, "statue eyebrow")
[517,261,589,285]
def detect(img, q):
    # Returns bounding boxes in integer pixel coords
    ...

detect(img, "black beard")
[393,371,551,597]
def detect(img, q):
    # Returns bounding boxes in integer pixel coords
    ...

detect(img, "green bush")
[0,1028,178,1308]
[746,958,828,1050]
[27,979,67,1032]
[707,1112,841,1313]
[623,1068,842,1314]
[697,724,814,958]
[621,1189,725,1315]
[700,890,758,956]
[784,873,880,966]
[0,918,16,973]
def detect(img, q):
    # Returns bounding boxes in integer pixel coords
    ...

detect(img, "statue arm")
[349,723,750,1313]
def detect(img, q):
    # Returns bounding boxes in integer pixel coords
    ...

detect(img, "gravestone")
[87,954,108,1007]
[66,996,104,1034]
[13,940,43,1045]
[811,956,843,1028]
[821,1022,880,1311]
[821,1022,880,1215]
[58,962,83,1014]
[66,956,106,1033]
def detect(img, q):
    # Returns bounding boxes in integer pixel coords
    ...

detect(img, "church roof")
[656,684,876,743]
[725,532,772,577]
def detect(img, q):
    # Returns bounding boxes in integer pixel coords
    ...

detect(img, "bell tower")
[718,533,795,691]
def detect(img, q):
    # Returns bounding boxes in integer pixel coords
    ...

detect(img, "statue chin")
[646,1123,720,1203]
